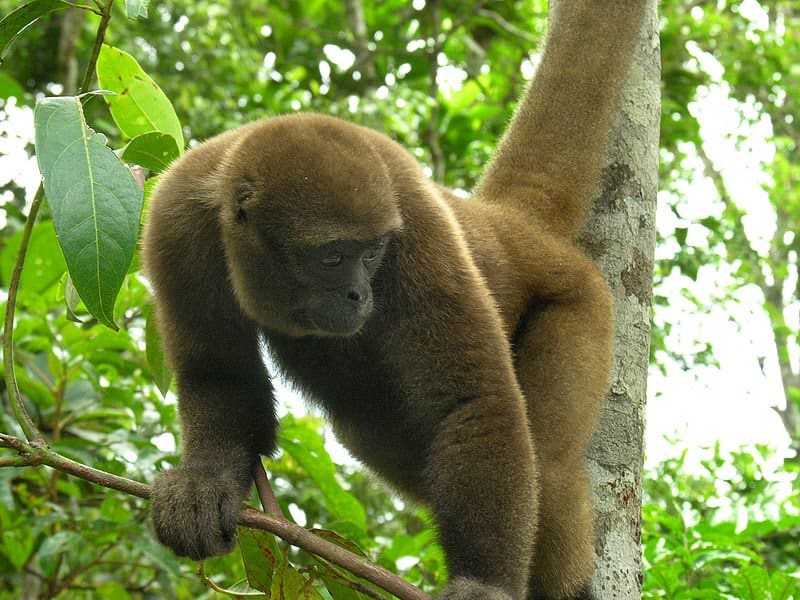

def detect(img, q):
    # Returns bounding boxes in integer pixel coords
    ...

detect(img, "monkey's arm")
[143,167,277,560]
[475,0,649,238]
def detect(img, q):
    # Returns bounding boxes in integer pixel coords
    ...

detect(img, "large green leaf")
[34,96,143,330]
[0,0,70,62]
[96,45,184,151]
[0,527,36,571]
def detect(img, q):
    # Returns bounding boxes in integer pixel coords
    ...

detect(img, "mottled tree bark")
[479,0,659,592]
[578,1,660,597]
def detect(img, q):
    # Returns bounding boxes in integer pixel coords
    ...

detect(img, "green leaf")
[145,305,172,396]
[237,527,280,593]
[0,0,70,62]
[0,71,25,101]
[64,274,84,323]
[121,131,180,172]
[309,530,382,600]
[125,0,149,19]
[0,526,36,571]
[279,420,367,531]
[96,581,131,599]
[270,550,323,600]
[34,96,143,330]
[96,45,184,151]
[37,530,83,558]
[0,220,66,293]
[769,573,800,600]
[324,580,372,600]
[729,564,770,600]
[99,496,132,524]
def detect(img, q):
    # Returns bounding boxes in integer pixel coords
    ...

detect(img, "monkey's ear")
[234,178,255,224]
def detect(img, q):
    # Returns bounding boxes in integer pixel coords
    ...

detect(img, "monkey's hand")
[436,577,514,600]
[151,464,251,560]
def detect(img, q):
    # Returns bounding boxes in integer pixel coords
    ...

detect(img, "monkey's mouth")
[293,305,370,338]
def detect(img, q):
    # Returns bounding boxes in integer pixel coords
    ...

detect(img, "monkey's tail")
[474,0,650,240]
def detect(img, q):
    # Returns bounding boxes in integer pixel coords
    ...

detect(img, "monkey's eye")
[363,242,385,262]
[321,253,344,267]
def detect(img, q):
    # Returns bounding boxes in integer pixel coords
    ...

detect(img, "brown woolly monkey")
[143,1,648,598]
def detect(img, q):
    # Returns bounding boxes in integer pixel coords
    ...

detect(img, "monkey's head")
[216,114,403,337]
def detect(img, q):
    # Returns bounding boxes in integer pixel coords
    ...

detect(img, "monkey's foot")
[436,577,514,600]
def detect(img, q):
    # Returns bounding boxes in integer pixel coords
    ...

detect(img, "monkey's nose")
[347,289,365,303]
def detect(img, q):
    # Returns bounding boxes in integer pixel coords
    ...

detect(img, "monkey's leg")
[513,262,614,600]
[425,391,538,600]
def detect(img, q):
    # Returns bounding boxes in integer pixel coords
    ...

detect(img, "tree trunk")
[578,1,660,597]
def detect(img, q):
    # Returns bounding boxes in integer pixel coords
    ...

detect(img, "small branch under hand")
[252,461,287,521]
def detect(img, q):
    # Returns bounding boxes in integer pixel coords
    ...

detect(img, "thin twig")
[0,456,29,467]
[3,185,46,443]
[78,0,115,95]
[475,8,538,44]
[252,461,287,520]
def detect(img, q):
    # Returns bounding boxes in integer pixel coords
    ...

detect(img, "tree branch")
[252,461,287,521]
[239,506,429,599]
[695,141,767,290]
[697,138,800,449]
[0,434,430,600]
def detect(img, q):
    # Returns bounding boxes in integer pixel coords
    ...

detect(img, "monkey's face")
[218,116,402,337]
[287,236,390,336]
[224,199,395,337]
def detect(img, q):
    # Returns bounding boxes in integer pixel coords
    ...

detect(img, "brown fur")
[142,2,647,598]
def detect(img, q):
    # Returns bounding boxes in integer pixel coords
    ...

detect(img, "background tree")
[580,0,660,595]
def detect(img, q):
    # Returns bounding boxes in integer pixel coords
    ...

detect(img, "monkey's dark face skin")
[288,237,389,336]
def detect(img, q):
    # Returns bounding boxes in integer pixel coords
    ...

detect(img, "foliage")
[643,445,800,598]
[654,0,800,447]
